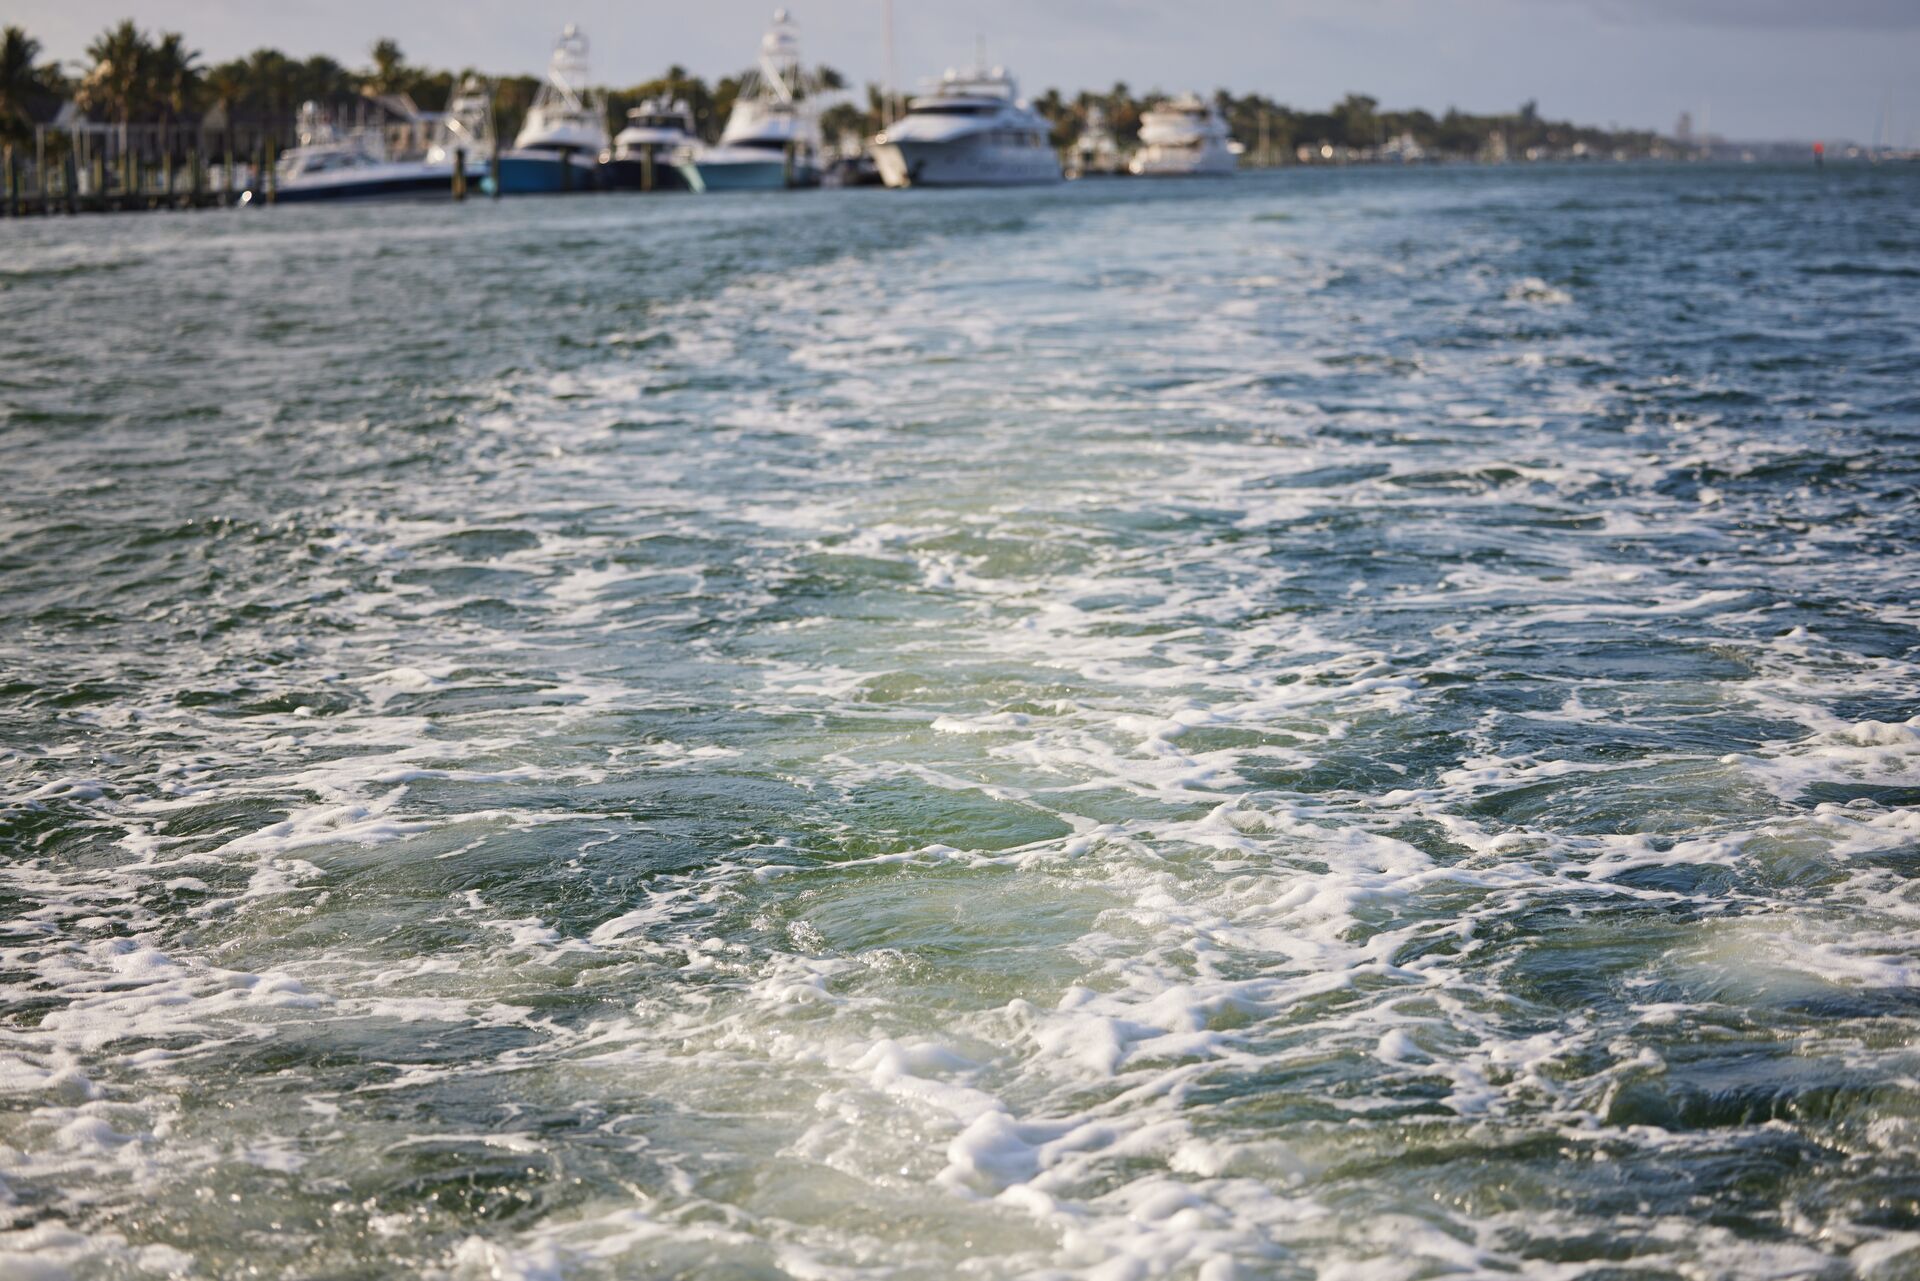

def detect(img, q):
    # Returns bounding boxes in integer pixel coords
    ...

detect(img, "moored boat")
[428,76,495,174]
[244,101,483,204]
[1066,104,1125,179]
[1128,93,1238,177]
[823,133,883,187]
[871,66,1062,188]
[677,10,824,192]
[602,97,698,191]
[497,25,609,194]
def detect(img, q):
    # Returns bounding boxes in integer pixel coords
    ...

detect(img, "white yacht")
[499,25,609,193]
[678,10,824,192]
[1067,104,1124,178]
[871,66,1062,188]
[1129,93,1238,177]
[604,96,698,191]
[247,101,483,203]
[427,76,494,169]
[1379,131,1428,164]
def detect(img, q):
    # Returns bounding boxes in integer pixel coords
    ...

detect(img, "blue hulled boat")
[495,26,610,194]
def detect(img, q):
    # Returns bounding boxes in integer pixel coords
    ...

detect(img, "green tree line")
[5,18,1663,160]
[1,20,851,147]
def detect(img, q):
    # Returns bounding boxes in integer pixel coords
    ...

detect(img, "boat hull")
[823,156,884,188]
[1128,145,1238,178]
[495,151,604,194]
[677,157,821,193]
[245,164,484,205]
[872,140,1062,189]
[600,155,692,192]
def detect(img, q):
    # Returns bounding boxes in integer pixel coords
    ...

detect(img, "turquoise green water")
[2,165,1919,1279]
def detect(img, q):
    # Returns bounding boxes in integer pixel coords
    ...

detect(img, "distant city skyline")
[10,0,1918,143]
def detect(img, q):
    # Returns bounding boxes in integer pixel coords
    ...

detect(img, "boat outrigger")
[677,10,825,192]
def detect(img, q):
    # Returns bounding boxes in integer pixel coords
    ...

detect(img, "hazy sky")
[11,0,1918,142]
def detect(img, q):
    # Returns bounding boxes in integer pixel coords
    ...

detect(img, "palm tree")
[78,21,158,193]
[366,38,410,96]
[149,31,202,127]
[200,58,247,182]
[244,47,293,124]
[1103,83,1141,139]
[0,26,41,143]
[295,55,352,107]
[78,20,153,126]
[203,60,246,125]
[1335,93,1379,149]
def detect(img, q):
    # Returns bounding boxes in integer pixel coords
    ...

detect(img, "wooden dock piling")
[453,147,467,201]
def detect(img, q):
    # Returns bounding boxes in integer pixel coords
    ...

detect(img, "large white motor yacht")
[1129,93,1238,177]
[499,25,610,193]
[871,67,1061,188]
[678,10,824,192]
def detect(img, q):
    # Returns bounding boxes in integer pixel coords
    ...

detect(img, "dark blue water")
[2,163,1918,1279]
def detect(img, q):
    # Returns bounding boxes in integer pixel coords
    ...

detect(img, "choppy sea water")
[3,163,1919,1280]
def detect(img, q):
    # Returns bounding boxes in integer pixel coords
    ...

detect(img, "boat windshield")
[908,102,999,116]
[280,139,377,177]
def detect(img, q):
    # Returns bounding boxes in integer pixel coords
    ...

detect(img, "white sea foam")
[2,172,1916,1280]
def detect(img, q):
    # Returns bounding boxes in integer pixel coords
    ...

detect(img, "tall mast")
[883,0,897,124]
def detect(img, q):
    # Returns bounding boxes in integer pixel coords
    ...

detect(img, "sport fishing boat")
[497,25,609,193]
[427,76,495,172]
[871,66,1062,188]
[1066,104,1125,179]
[602,96,697,191]
[1128,93,1238,177]
[677,10,823,192]
[246,101,484,203]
